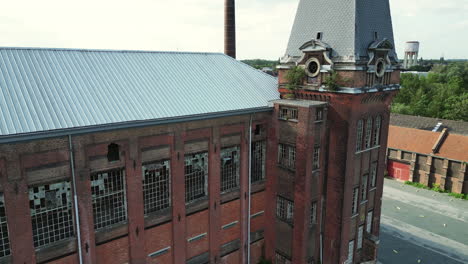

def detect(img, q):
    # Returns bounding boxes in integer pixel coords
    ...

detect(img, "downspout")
[247,115,253,264]
[68,135,83,264]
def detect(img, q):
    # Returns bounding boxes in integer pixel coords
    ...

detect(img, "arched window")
[364,118,373,149]
[356,120,364,152]
[373,116,382,146]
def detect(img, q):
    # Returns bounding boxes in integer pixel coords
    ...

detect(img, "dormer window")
[373,31,378,40]
[316,32,323,40]
[375,58,386,78]
[305,57,321,78]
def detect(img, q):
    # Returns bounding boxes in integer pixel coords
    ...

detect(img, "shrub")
[285,66,305,91]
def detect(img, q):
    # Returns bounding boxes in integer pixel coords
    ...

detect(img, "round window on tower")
[305,58,321,78]
[375,58,386,78]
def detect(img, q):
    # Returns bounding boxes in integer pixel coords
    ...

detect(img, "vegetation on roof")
[392,62,468,121]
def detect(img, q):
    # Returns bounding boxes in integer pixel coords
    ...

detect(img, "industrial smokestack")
[224,0,236,58]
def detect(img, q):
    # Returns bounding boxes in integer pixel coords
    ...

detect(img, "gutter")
[0,107,273,144]
[247,115,252,264]
[68,135,83,264]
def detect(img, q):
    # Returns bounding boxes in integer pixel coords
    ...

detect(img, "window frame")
[0,193,10,258]
[276,196,294,225]
[184,152,209,204]
[278,143,296,170]
[220,146,240,193]
[356,120,364,152]
[251,140,266,183]
[142,160,171,215]
[364,117,373,149]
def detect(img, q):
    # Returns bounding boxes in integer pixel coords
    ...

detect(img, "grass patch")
[404,181,468,200]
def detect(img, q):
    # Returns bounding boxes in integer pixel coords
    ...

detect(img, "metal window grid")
[313,146,320,170]
[91,169,127,230]
[220,146,240,193]
[278,144,296,170]
[279,107,298,120]
[373,116,382,146]
[357,226,364,249]
[361,174,368,201]
[275,252,292,264]
[370,163,377,188]
[356,120,364,151]
[310,202,317,225]
[0,194,10,257]
[364,118,373,149]
[185,152,208,203]
[276,196,294,224]
[251,141,266,183]
[142,160,171,215]
[29,181,74,248]
[352,187,359,215]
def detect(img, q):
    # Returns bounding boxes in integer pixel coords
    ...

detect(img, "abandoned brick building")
[0,0,400,263]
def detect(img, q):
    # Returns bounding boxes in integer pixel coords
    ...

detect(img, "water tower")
[403,41,420,69]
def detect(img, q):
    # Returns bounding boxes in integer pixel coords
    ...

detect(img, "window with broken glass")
[361,174,368,201]
[185,152,208,203]
[373,116,382,146]
[313,146,320,170]
[251,141,266,183]
[0,193,10,258]
[220,146,240,193]
[364,118,373,149]
[29,181,74,248]
[352,187,359,215]
[276,196,294,224]
[91,169,127,230]
[279,107,298,121]
[370,162,377,188]
[356,120,364,152]
[142,160,171,215]
[278,143,296,170]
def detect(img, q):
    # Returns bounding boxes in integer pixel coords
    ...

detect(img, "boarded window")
[278,143,296,170]
[0,194,10,257]
[275,251,292,264]
[29,181,74,248]
[373,116,382,146]
[352,187,359,215]
[388,149,398,158]
[417,155,427,166]
[251,141,266,183]
[433,158,444,174]
[185,152,208,203]
[356,120,364,152]
[370,162,378,188]
[276,196,294,224]
[142,160,171,215]
[279,107,298,120]
[361,174,368,201]
[364,118,373,149]
[91,169,127,230]
[402,151,413,161]
[310,201,317,225]
[221,146,240,193]
[313,146,320,170]
[357,226,364,249]
[366,210,373,233]
[448,161,461,178]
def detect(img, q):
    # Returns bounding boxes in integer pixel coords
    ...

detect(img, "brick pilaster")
[172,129,186,264]
[209,127,221,263]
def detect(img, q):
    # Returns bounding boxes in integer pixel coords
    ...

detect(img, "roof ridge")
[0,46,225,56]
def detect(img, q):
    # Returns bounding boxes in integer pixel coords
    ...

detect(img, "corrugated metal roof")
[0,48,279,141]
[285,0,397,61]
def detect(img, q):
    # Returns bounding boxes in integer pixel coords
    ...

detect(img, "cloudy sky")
[0,0,466,60]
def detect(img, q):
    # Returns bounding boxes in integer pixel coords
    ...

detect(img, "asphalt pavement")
[378,179,468,264]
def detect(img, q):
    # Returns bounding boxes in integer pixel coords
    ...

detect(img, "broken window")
[361,174,368,201]
[356,120,364,152]
[278,143,296,170]
[0,193,10,257]
[279,107,298,121]
[91,169,127,230]
[276,196,294,224]
[370,162,377,188]
[364,118,373,149]
[251,141,266,183]
[185,152,208,203]
[310,201,317,226]
[107,143,120,162]
[220,146,240,193]
[29,181,74,248]
[313,146,320,170]
[142,160,171,215]
[275,251,292,264]
[373,116,382,146]
[352,187,359,215]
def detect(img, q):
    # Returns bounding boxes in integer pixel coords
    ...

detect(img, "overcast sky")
[0,0,466,60]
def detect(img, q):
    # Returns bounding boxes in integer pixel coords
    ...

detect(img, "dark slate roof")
[390,114,468,136]
[0,47,279,142]
[285,0,397,61]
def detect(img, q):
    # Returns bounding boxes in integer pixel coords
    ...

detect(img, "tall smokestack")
[224,0,236,58]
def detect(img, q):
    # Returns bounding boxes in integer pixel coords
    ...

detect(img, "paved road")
[378,179,468,264]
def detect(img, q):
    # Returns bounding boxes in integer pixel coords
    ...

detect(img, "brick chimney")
[224,0,236,58]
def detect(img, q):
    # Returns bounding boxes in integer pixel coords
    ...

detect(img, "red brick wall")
[250,191,265,232]
[47,254,79,264]
[250,239,265,264]
[221,200,241,245]
[387,160,411,181]
[96,237,129,264]
[145,223,173,264]
[220,250,240,264]
[186,210,209,259]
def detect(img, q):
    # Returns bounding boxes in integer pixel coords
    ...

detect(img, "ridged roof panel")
[0,48,279,138]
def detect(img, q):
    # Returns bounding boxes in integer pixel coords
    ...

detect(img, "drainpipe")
[247,115,253,264]
[68,135,83,264]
